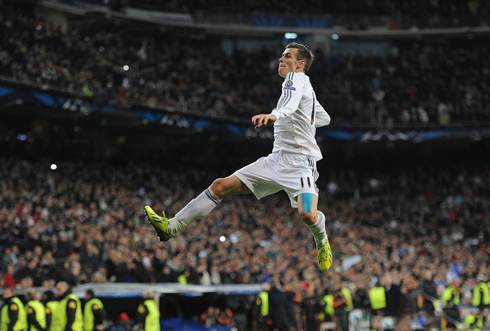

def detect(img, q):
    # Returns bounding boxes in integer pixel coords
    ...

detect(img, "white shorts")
[233,152,319,208]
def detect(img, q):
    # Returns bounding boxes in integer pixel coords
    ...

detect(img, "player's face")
[278,48,301,78]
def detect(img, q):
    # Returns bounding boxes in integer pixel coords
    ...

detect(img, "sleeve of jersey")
[270,73,304,119]
[314,99,331,127]
[65,299,77,331]
[7,303,19,331]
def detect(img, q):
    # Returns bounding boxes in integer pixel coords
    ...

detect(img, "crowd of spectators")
[1,12,490,128]
[0,154,489,328]
[66,0,490,29]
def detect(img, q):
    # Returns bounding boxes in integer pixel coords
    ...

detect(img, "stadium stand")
[1,1,490,330]
[1,152,489,328]
[1,13,490,128]
[55,0,490,28]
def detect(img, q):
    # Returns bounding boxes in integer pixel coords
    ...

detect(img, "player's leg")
[145,175,251,241]
[297,194,328,245]
[210,175,252,198]
[297,193,332,271]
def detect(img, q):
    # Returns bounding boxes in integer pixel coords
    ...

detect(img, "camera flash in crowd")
[219,236,226,242]
[50,163,58,171]
[123,65,129,71]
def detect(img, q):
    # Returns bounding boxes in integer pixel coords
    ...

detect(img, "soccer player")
[145,42,333,271]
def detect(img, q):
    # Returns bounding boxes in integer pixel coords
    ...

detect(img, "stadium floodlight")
[50,164,58,171]
[284,32,298,40]
[331,34,340,40]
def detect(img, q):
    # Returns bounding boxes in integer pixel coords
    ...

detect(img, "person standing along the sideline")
[1,288,27,331]
[83,290,106,331]
[42,290,57,331]
[52,281,83,331]
[25,290,46,331]
[145,42,333,271]
[135,290,160,331]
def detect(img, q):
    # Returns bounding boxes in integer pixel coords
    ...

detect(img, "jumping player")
[145,43,333,271]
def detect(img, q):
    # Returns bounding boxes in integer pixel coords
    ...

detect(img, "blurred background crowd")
[1,13,490,128]
[0,155,489,329]
[65,0,490,29]
[2,0,490,330]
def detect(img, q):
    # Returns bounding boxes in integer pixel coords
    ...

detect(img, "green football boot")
[144,206,175,242]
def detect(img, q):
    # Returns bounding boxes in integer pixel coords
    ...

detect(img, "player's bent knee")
[211,175,249,198]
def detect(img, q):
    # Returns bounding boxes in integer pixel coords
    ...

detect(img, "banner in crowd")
[1,83,489,142]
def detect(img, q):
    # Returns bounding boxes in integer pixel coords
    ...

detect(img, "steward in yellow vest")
[41,290,57,331]
[465,311,485,331]
[52,282,82,331]
[83,290,106,331]
[369,286,386,311]
[332,286,353,331]
[442,284,461,307]
[320,294,334,320]
[135,290,160,331]
[368,286,386,331]
[472,281,490,311]
[25,290,46,331]
[1,288,27,331]
[255,282,271,330]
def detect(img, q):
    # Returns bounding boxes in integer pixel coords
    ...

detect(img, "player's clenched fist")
[252,114,277,130]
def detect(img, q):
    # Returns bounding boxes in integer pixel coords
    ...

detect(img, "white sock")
[307,211,327,246]
[168,187,222,233]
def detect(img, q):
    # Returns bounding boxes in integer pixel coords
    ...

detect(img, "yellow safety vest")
[83,298,105,331]
[138,299,160,331]
[322,295,334,316]
[341,287,353,312]
[472,282,490,307]
[441,286,460,306]
[177,274,187,285]
[46,301,58,331]
[1,297,27,331]
[465,314,484,331]
[369,287,386,310]
[52,294,83,331]
[257,291,269,317]
[26,300,46,331]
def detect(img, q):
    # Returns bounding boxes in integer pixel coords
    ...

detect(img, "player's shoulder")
[284,71,307,83]
[282,72,307,91]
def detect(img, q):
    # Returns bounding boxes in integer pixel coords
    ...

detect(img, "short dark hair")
[43,290,55,303]
[86,289,95,298]
[286,42,315,73]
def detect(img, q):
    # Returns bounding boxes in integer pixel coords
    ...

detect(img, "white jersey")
[270,72,330,161]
